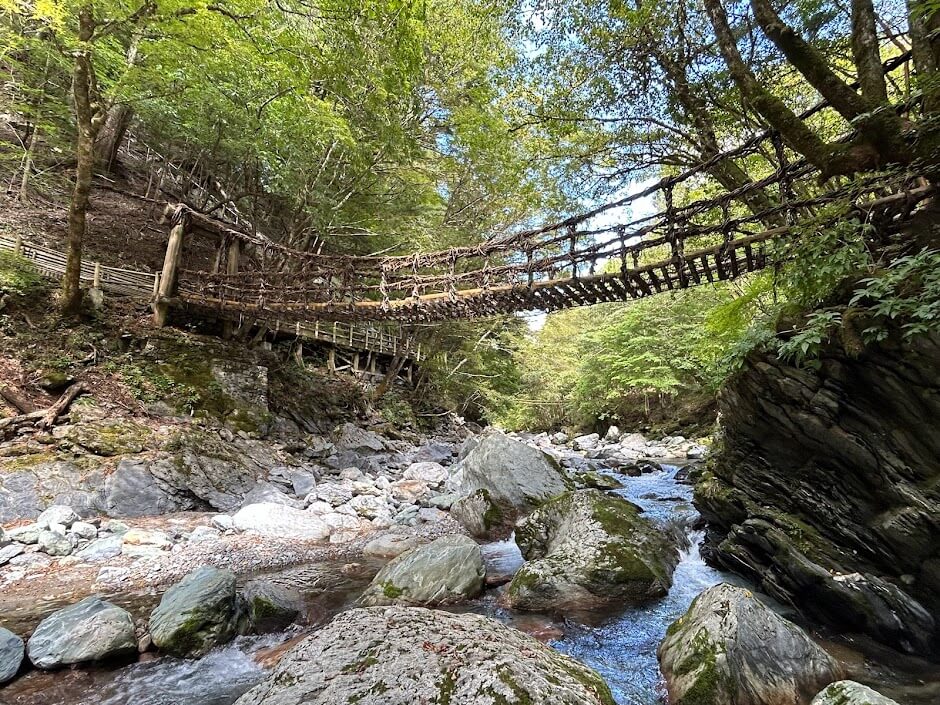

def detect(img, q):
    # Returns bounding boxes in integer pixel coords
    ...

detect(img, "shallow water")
[548,463,742,704]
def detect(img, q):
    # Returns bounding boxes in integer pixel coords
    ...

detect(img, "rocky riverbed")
[1,422,935,705]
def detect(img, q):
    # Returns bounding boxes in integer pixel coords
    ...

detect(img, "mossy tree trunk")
[62,6,103,316]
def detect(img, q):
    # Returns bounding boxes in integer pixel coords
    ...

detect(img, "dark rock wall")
[696,332,940,658]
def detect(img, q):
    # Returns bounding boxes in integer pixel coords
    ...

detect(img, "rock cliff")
[696,331,940,657]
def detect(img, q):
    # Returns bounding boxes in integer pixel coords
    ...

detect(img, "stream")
[2,461,737,705]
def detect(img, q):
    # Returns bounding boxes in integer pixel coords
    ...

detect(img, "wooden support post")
[154,214,187,327]
[13,234,22,256]
[222,238,241,338]
[328,348,336,372]
[370,353,376,374]
[293,341,304,366]
[92,262,101,289]
[353,352,360,374]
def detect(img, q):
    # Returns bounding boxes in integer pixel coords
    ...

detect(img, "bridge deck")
[0,234,421,361]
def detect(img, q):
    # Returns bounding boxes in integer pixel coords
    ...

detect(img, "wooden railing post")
[154,207,188,327]
[222,237,241,338]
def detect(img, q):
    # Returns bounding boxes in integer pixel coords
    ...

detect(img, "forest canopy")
[1,0,937,430]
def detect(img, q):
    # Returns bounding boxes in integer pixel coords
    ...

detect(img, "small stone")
[338,467,362,481]
[211,515,235,531]
[69,522,98,540]
[418,507,446,523]
[0,544,25,566]
[188,526,221,542]
[7,524,41,544]
[363,532,422,559]
[402,462,448,486]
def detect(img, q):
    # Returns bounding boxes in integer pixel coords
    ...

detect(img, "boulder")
[332,423,386,453]
[103,459,198,517]
[0,627,24,683]
[658,584,842,705]
[402,462,448,486]
[363,532,422,559]
[149,566,246,657]
[604,426,621,441]
[232,503,330,541]
[233,607,615,705]
[360,535,485,607]
[240,482,303,509]
[75,535,123,562]
[572,433,600,450]
[37,529,73,556]
[505,490,677,611]
[575,470,624,490]
[447,430,571,538]
[243,580,304,633]
[6,524,40,544]
[810,681,900,705]
[0,543,25,565]
[36,505,79,530]
[26,596,137,669]
[700,332,940,655]
[69,521,98,540]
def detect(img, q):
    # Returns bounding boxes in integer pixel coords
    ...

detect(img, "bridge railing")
[156,55,923,322]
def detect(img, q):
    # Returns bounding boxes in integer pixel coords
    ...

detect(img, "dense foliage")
[1,0,938,429]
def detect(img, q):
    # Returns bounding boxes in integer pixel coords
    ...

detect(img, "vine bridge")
[137,55,924,326]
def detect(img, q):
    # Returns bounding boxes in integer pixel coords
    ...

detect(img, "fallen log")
[36,383,85,430]
[0,385,37,414]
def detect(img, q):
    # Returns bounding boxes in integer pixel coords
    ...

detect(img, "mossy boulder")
[359,534,485,607]
[447,429,572,539]
[60,420,153,457]
[658,584,842,705]
[243,580,304,633]
[149,567,247,657]
[505,489,678,611]
[233,607,616,705]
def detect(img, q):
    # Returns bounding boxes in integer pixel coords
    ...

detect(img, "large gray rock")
[103,459,196,517]
[243,580,304,633]
[234,607,615,705]
[37,529,73,556]
[240,482,303,509]
[0,461,106,523]
[0,627,24,683]
[447,429,571,538]
[74,535,123,562]
[332,423,386,453]
[26,596,136,669]
[360,535,485,606]
[232,503,330,541]
[505,490,677,611]
[36,505,79,529]
[149,567,246,657]
[0,543,24,565]
[658,584,842,705]
[811,681,900,705]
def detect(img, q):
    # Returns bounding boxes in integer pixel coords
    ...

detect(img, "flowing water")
[2,461,737,705]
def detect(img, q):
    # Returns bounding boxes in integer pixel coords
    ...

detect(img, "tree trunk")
[62,6,102,316]
[94,35,139,171]
[907,0,940,116]
[94,103,133,171]
[703,0,849,176]
[750,0,910,166]
[850,0,889,106]
[750,0,870,121]
[655,48,780,221]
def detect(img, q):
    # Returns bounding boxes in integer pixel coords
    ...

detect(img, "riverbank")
[2,426,937,705]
